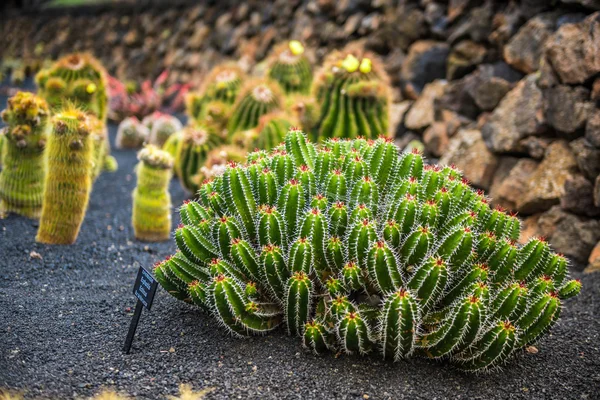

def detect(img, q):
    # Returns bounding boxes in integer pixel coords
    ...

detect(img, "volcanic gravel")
[1,121,599,399]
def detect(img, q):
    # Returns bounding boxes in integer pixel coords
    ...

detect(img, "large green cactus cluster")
[227,80,283,136]
[313,48,390,141]
[155,129,580,371]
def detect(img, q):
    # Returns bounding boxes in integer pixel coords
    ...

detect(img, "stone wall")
[1,0,600,269]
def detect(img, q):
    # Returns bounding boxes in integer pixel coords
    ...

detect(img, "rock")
[561,0,600,10]
[560,174,600,216]
[544,12,600,84]
[570,138,600,180]
[437,78,479,120]
[536,206,600,266]
[519,214,542,244]
[517,141,579,214]
[585,110,600,148]
[423,122,449,157]
[388,101,412,137]
[503,14,556,74]
[405,80,447,131]
[343,13,364,36]
[585,241,600,273]
[448,2,493,43]
[544,85,592,136]
[467,63,522,111]
[595,175,600,207]
[188,24,210,50]
[518,136,553,159]
[400,40,449,99]
[446,40,486,80]
[490,158,539,211]
[592,77,600,101]
[439,129,499,190]
[481,75,545,153]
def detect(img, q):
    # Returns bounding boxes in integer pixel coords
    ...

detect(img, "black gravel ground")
[1,121,599,399]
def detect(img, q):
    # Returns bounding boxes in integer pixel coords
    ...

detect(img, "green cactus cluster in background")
[148,114,183,147]
[313,47,390,141]
[155,128,581,371]
[186,64,247,127]
[248,112,294,151]
[132,145,173,242]
[227,80,283,136]
[0,92,51,218]
[267,41,313,95]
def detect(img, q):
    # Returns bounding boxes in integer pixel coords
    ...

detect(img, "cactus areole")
[155,129,581,371]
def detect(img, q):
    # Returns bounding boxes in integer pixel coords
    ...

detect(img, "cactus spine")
[132,145,173,241]
[156,129,580,372]
[36,107,94,244]
[312,48,390,141]
[0,92,50,218]
[267,41,313,95]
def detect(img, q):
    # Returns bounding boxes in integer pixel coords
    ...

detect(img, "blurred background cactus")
[248,112,295,151]
[148,114,182,147]
[313,48,390,141]
[228,80,283,138]
[156,129,580,371]
[36,53,108,121]
[132,145,173,242]
[267,41,313,95]
[36,106,94,244]
[186,64,246,127]
[0,92,50,218]
[174,125,222,195]
[115,116,149,149]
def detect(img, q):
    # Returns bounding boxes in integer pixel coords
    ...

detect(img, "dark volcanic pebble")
[0,124,599,400]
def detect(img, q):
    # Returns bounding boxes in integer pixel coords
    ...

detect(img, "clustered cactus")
[0,92,50,218]
[248,112,294,151]
[313,48,390,141]
[267,41,313,95]
[36,106,95,244]
[186,64,247,127]
[155,129,581,371]
[174,125,222,195]
[132,145,173,242]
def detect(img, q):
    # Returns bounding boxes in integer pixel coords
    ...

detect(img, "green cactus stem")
[227,80,283,136]
[312,47,391,141]
[36,106,94,244]
[116,117,149,149]
[155,128,581,372]
[174,125,222,195]
[267,41,313,95]
[249,112,295,151]
[186,64,246,125]
[132,145,173,242]
[0,92,50,218]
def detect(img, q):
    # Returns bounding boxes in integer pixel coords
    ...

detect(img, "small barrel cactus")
[35,53,108,121]
[155,129,581,371]
[36,107,94,244]
[287,95,319,135]
[174,125,222,195]
[89,115,117,180]
[132,145,173,242]
[227,80,283,136]
[267,41,313,95]
[0,92,50,218]
[162,129,182,161]
[200,145,248,180]
[116,117,149,149]
[186,64,246,125]
[149,114,183,147]
[313,48,390,141]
